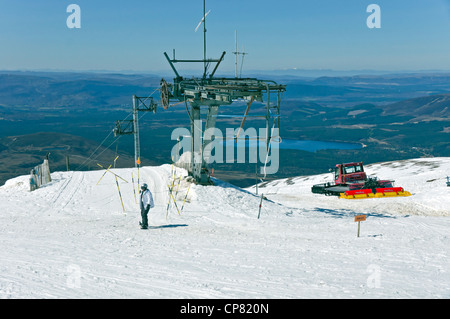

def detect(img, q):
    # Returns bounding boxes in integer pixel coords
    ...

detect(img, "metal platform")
[115,0,286,185]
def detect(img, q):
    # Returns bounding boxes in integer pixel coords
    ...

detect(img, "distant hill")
[0,72,161,110]
[380,94,450,120]
[0,132,139,186]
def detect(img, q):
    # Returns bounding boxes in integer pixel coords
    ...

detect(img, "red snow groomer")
[311,162,411,199]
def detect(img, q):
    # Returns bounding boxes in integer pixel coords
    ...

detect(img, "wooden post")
[357,221,361,237]
[354,214,367,237]
[66,155,70,171]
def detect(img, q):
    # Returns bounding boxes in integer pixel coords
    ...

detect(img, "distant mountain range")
[0,70,449,186]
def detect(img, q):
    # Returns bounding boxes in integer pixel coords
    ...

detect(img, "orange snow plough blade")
[339,187,412,199]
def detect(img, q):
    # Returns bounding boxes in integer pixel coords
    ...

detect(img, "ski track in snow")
[0,158,449,298]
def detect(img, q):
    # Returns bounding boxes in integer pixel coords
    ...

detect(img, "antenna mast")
[203,0,207,79]
[234,30,238,78]
[233,30,248,78]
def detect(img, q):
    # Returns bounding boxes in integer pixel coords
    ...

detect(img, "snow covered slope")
[0,158,449,298]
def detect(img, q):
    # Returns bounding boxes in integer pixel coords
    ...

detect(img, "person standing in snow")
[140,183,154,229]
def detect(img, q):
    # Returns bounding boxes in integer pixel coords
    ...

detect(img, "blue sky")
[1,0,450,74]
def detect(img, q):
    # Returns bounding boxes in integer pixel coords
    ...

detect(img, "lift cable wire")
[75,111,134,171]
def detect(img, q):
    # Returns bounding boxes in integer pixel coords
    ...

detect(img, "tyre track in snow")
[49,171,85,214]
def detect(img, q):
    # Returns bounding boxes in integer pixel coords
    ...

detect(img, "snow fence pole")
[167,184,181,216]
[115,174,125,213]
[96,164,112,185]
[174,178,181,198]
[136,158,141,189]
[181,183,191,213]
[258,193,264,219]
[97,163,128,183]
[131,172,137,204]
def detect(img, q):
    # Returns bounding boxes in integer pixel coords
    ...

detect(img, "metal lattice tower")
[115,0,286,185]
